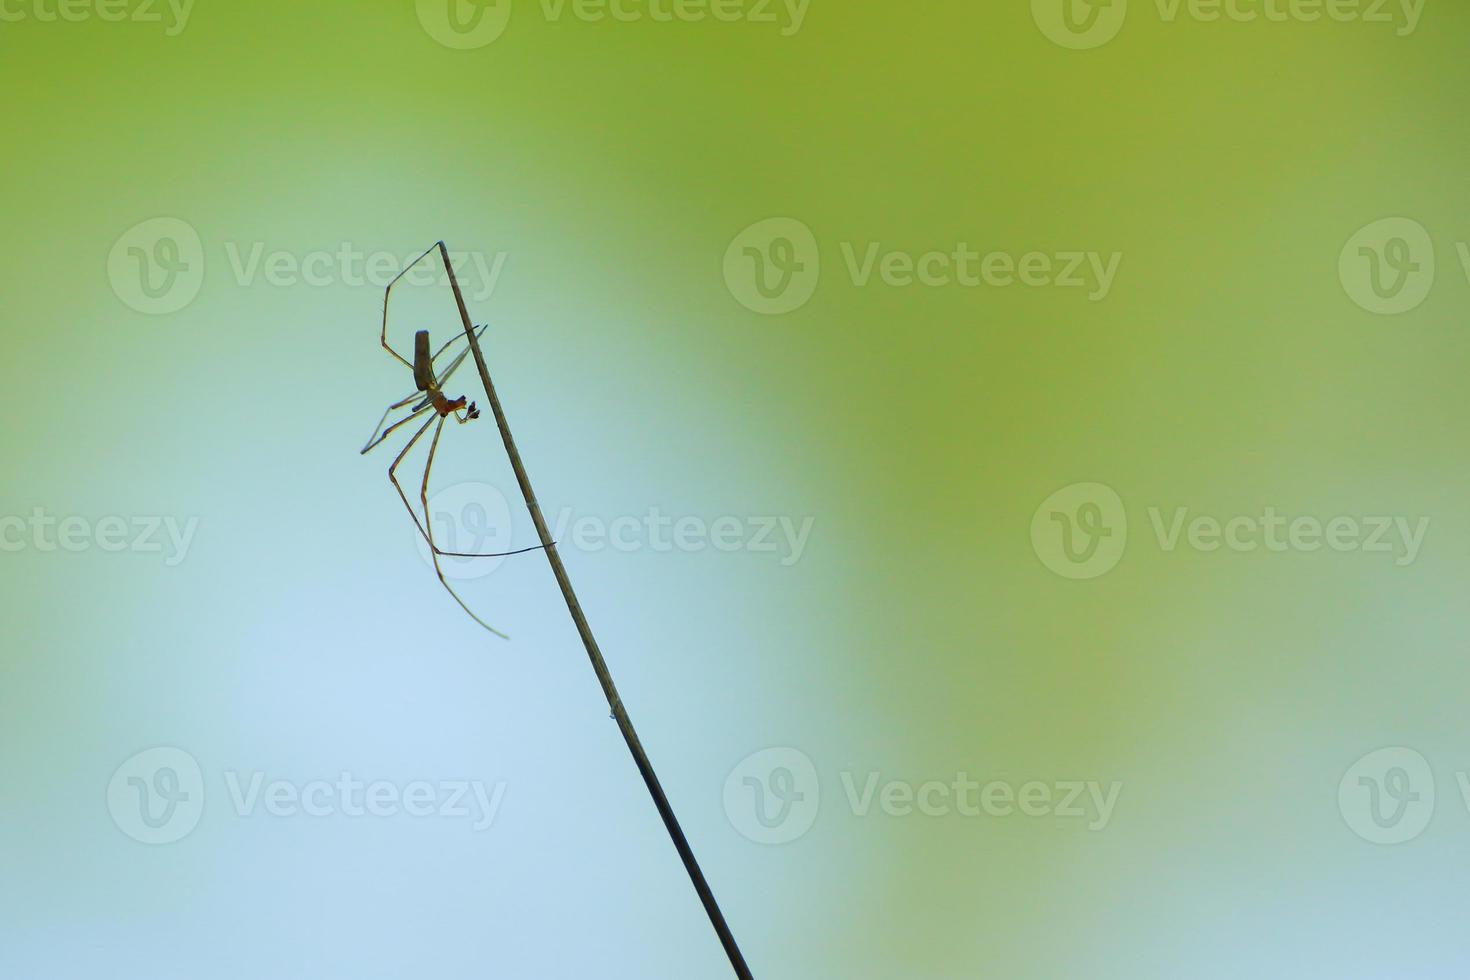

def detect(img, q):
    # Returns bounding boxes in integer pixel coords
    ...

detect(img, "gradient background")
[4,1,1470,977]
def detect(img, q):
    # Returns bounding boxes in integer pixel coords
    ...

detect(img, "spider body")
[430,391,476,419]
[412,329,481,420]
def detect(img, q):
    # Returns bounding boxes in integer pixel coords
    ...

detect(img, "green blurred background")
[4,0,1470,976]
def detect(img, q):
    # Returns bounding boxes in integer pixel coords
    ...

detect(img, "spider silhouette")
[360,245,543,637]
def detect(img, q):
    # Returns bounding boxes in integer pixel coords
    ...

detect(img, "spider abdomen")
[413,330,438,392]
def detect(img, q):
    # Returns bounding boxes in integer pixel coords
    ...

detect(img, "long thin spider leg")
[386,412,547,560]
[360,396,433,455]
[432,323,488,389]
[380,242,445,370]
[429,322,485,365]
[419,415,510,639]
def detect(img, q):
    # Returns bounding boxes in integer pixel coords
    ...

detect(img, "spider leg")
[385,412,547,561]
[379,242,443,370]
[429,322,485,364]
[360,396,432,455]
[432,323,488,389]
[418,415,510,639]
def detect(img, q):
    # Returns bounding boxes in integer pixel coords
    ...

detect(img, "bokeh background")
[4,1,1470,976]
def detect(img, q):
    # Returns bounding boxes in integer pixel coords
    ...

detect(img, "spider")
[360,245,543,637]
